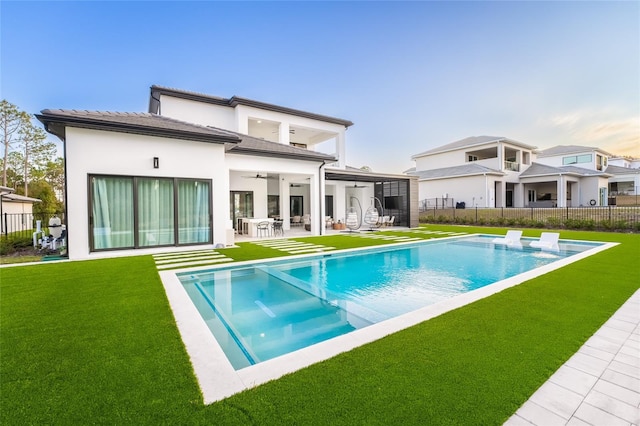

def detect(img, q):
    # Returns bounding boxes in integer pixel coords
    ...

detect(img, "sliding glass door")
[178,180,210,244]
[138,178,175,247]
[89,175,211,251]
[91,176,134,250]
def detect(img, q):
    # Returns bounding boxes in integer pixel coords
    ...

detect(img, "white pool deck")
[160,233,640,426]
[505,288,640,426]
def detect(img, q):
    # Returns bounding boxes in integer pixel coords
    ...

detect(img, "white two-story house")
[38,85,417,260]
[410,137,617,209]
[410,136,536,208]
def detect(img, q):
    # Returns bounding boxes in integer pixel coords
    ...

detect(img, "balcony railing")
[504,161,520,172]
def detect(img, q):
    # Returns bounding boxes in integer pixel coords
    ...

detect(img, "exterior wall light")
[153,157,159,168]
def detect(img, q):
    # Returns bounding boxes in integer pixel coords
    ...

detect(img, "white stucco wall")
[65,127,229,260]
[418,175,495,208]
[160,96,236,130]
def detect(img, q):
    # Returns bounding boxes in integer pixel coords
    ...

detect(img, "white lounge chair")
[530,232,560,251]
[492,230,523,247]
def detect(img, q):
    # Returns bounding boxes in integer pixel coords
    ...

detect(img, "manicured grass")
[1,226,638,424]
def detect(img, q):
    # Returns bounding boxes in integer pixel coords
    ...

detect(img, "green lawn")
[1,226,638,425]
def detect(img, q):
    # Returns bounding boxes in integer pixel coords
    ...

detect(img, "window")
[268,195,279,217]
[468,155,478,162]
[230,191,254,230]
[325,195,334,218]
[89,175,211,251]
[563,154,592,165]
[290,195,303,216]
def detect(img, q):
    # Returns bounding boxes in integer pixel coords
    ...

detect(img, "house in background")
[410,138,619,208]
[410,136,537,208]
[0,185,41,234]
[37,86,417,260]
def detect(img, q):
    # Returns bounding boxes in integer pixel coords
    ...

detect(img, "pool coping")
[159,234,618,404]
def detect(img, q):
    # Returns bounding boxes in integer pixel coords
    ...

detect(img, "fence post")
[530,207,533,221]
[475,206,478,223]
[566,206,569,220]
[609,206,611,221]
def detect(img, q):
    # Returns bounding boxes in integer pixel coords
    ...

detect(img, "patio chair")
[387,216,395,227]
[492,230,523,247]
[291,215,302,227]
[345,211,359,232]
[256,221,271,238]
[271,220,284,237]
[530,232,560,251]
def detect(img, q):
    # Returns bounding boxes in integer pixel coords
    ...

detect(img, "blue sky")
[2,1,638,173]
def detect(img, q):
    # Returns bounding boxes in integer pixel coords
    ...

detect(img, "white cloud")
[547,109,640,156]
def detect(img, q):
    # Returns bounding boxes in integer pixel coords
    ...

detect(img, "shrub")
[0,234,34,256]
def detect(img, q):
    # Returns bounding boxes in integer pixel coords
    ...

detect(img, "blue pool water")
[177,235,601,369]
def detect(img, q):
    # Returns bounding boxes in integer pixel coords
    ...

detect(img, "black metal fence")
[1,212,66,239]
[419,206,640,231]
[420,198,456,210]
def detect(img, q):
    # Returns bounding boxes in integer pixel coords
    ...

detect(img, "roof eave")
[228,147,336,162]
[36,113,240,145]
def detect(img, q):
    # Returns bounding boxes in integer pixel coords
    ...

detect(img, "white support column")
[335,182,346,224]
[279,122,290,145]
[309,172,322,235]
[318,167,326,235]
[557,175,566,208]
[336,131,346,169]
[280,178,291,230]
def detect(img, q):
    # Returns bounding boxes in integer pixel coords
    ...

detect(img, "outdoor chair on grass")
[492,230,523,247]
[530,232,560,251]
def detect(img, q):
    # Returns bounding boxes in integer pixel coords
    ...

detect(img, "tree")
[42,157,65,202]
[28,180,63,215]
[1,100,28,187]
[17,120,53,196]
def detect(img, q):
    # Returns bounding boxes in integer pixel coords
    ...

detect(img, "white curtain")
[138,178,175,246]
[91,176,134,249]
[178,180,210,244]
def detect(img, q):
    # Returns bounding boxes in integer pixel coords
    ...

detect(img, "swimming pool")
[176,235,604,370]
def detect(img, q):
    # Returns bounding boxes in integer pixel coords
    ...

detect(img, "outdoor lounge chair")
[492,230,523,246]
[530,232,560,251]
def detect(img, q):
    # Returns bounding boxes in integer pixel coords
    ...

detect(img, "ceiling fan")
[348,182,367,188]
[242,173,276,180]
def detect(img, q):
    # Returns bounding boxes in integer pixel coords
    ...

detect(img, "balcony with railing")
[504,161,520,172]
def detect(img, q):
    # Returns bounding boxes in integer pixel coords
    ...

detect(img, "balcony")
[504,161,520,172]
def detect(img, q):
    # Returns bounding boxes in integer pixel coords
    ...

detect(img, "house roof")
[149,85,354,128]
[2,193,41,203]
[408,163,504,180]
[36,109,335,163]
[223,129,336,162]
[605,164,640,175]
[519,162,612,178]
[325,167,416,183]
[536,145,613,157]
[36,109,241,144]
[412,136,537,159]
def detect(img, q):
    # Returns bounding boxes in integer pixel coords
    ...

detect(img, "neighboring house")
[410,136,536,208]
[37,86,417,260]
[410,138,618,208]
[608,156,640,169]
[0,186,41,234]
